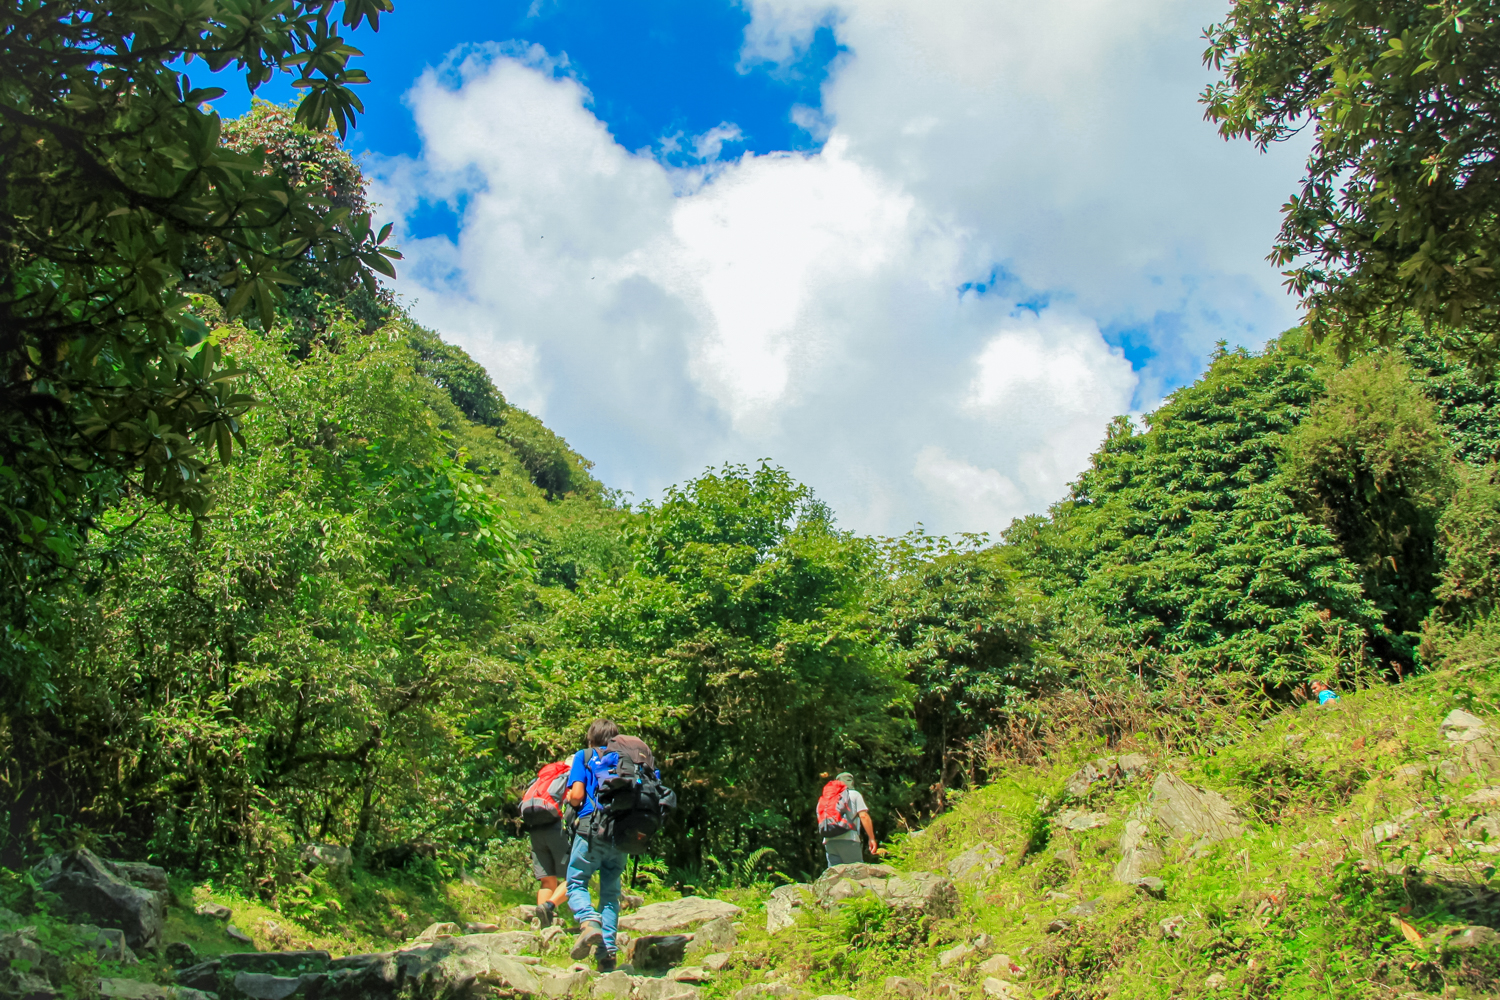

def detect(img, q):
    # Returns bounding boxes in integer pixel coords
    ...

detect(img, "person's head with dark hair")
[585,718,620,748]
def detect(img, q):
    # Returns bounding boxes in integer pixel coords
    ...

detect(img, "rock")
[977,955,1020,979]
[541,924,570,948]
[637,979,701,1000]
[735,985,803,1000]
[175,960,223,993]
[538,969,593,996]
[1045,919,1069,933]
[1148,773,1245,846]
[981,980,1021,999]
[1443,709,1489,742]
[818,878,869,907]
[165,941,196,968]
[621,893,646,910]
[628,934,691,968]
[878,872,960,920]
[1158,915,1187,939]
[1056,810,1110,832]
[928,981,963,1000]
[1052,847,1079,865]
[233,972,306,1000]
[226,924,254,945]
[812,996,857,1000]
[670,966,712,983]
[1205,972,1227,990]
[1113,818,1163,883]
[100,980,212,999]
[702,953,732,972]
[818,863,899,882]
[220,951,331,975]
[195,902,232,921]
[33,848,165,951]
[619,897,742,933]
[1063,755,1152,798]
[298,843,353,869]
[1465,787,1500,806]
[1042,890,1072,903]
[70,924,137,964]
[593,970,634,998]
[515,904,541,922]
[971,933,994,953]
[882,976,923,998]
[108,862,170,894]
[1134,876,1167,899]
[685,917,736,956]
[487,930,541,954]
[946,842,1006,882]
[937,942,974,968]
[1067,897,1103,917]
[766,884,812,934]
[1439,925,1500,950]
[416,921,462,940]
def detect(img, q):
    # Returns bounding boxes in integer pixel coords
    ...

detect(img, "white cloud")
[371,2,1310,535]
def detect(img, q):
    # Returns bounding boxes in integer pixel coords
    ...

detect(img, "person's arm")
[566,781,586,807]
[859,810,877,854]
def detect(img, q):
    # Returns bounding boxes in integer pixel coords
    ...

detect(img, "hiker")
[564,718,675,972]
[519,760,572,927]
[1311,680,1341,707]
[816,771,877,869]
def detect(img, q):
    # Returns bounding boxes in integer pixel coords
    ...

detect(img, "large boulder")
[1147,774,1244,848]
[1063,755,1151,798]
[685,916,737,956]
[812,865,958,920]
[619,896,742,933]
[946,843,1006,883]
[33,848,165,951]
[766,884,812,934]
[627,934,691,968]
[298,843,353,869]
[1112,818,1163,883]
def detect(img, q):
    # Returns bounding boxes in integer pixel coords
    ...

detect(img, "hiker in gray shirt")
[816,771,878,868]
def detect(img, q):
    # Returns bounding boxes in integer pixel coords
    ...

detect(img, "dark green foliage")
[1401,332,1500,466]
[1009,340,1383,686]
[1432,464,1500,625]
[1284,355,1453,643]
[0,1,398,611]
[407,327,504,427]
[1204,0,1500,362]
[504,463,915,872]
[873,534,1061,806]
[497,407,599,499]
[0,315,529,870]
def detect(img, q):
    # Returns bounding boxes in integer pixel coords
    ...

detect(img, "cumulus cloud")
[371,2,1310,535]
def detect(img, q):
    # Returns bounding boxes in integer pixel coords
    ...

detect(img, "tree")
[0,1,399,607]
[1203,1,1500,362]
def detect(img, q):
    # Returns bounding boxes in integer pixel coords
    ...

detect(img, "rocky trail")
[10,683,1500,998]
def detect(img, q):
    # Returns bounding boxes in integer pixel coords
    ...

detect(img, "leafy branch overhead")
[1203,0,1500,362]
[0,0,399,588]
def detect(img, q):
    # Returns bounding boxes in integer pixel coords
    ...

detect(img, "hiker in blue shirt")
[1311,680,1340,707]
[564,718,626,972]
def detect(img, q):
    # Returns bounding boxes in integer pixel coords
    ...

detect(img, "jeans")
[566,830,627,954]
[824,836,863,869]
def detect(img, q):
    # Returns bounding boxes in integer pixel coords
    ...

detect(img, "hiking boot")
[570,922,604,960]
[537,901,555,929]
[595,945,617,973]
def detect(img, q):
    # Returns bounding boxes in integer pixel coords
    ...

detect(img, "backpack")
[519,762,571,828]
[816,780,856,837]
[581,736,676,854]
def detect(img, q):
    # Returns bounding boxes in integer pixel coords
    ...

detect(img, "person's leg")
[565,835,601,928]
[596,843,626,957]
[536,876,558,908]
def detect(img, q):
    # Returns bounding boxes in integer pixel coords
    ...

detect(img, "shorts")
[823,835,863,868]
[529,821,571,880]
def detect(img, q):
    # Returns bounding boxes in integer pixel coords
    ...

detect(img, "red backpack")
[816,780,856,836]
[520,762,571,827]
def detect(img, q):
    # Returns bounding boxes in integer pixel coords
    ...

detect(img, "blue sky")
[198,0,1312,535]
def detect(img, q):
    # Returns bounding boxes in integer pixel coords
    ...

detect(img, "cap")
[835,771,855,784]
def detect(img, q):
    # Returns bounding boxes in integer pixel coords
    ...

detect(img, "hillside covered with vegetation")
[9,1,1500,997]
